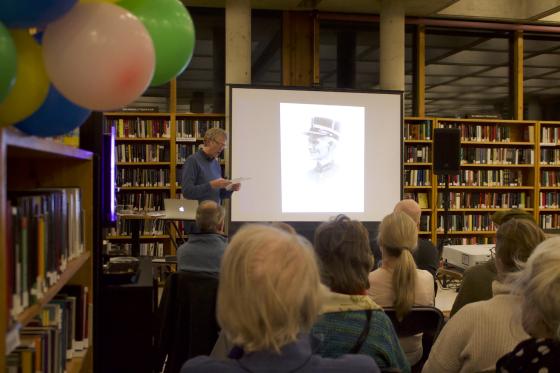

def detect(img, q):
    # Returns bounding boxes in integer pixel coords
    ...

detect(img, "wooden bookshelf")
[0,128,93,372]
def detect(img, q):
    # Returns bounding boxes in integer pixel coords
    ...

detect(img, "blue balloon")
[15,86,91,137]
[0,0,77,28]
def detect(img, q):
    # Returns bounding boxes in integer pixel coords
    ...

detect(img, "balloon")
[0,23,17,103]
[119,0,195,86]
[16,85,91,137]
[0,0,77,28]
[0,30,49,128]
[42,3,155,111]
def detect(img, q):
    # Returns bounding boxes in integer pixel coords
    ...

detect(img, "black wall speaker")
[433,128,461,175]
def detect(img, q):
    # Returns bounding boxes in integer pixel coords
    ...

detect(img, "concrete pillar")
[380,0,405,91]
[226,0,251,84]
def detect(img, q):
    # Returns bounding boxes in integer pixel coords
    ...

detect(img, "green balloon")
[119,0,196,87]
[0,22,17,103]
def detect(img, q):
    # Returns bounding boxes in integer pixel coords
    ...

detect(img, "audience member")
[422,218,546,373]
[181,224,379,373]
[311,215,410,373]
[177,200,226,273]
[394,199,439,278]
[450,208,536,316]
[496,236,560,372]
[368,211,435,366]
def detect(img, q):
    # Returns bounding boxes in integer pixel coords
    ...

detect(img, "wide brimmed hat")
[304,117,341,141]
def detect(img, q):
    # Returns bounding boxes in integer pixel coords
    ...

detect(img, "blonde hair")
[217,224,321,353]
[512,236,560,340]
[203,127,227,145]
[377,211,418,320]
[394,199,421,225]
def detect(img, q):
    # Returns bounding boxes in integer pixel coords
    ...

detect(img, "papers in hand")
[226,177,250,191]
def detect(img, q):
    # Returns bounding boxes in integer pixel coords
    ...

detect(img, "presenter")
[181,127,240,204]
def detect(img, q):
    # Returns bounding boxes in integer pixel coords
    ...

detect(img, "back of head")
[495,218,546,274]
[217,224,321,353]
[394,199,421,225]
[270,221,296,234]
[314,215,373,294]
[377,211,419,320]
[491,208,535,226]
[196,200,225,233]
[514,236,560,340]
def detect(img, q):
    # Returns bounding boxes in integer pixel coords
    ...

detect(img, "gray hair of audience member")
[203,127,228,146]
[511,236,560,340]
[377,211,419,321]
[394,199,421,226]
[314,215,373,294]
[495,218,546,275]
[217,224,321,353]
[196,200,225,233]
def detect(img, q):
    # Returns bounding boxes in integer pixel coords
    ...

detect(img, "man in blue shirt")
[181,127,240,204]
[177,200,227,273]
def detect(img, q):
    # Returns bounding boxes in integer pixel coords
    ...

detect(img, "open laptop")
[163,198,198,220]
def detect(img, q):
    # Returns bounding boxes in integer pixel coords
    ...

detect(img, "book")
[417,193,429,209]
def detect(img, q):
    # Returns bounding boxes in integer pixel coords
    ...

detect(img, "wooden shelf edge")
[15,252,90,326]
[2,128,93,160]
[66,347,89,373]
[436,231,497,235]
[105,112,171,117]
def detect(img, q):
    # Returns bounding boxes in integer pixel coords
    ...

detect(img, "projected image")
[280,103,365,213]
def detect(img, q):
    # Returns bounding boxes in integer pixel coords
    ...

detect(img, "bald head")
[393,199,421,226]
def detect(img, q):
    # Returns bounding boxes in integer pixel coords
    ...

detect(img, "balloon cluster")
[0,0,195,137]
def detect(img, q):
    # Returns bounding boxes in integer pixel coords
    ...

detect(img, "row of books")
[436,192,530,209]
[109,242,165,257]
[108,219,165,236]
[109,118,171,138]
[404,192,430,208]
[437,169,524,187]
[540,214,560,229]
[541,171,560,186]
[540,149,560,164]
[438,122,533,142]
[405,145,430,163]
[445,236,496,245]
[404,169,431,186]
[176,143,199,164]
[461,148,534,165]
[437,213,497,232]
[539,192,560,208]
[5,189,83,316]
[6,285,90,373]
[117,191,167,212]
[176,119,224,139]
[404,120,431,140]
[117,168,170,187]
[116,144,170,163]
[541,127,560,144]
[419,214,430,231]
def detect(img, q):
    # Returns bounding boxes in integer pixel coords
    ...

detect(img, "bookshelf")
[403,117,556,244]
[0,128,93,372]
[103,112,226,258]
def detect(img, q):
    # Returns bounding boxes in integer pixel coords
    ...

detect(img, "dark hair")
[313,215,373,294]
[496,218,546,273]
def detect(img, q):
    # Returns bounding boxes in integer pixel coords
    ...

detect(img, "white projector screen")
[230,86,402,222]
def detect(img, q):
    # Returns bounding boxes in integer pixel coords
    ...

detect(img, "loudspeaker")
[433,128,461,175]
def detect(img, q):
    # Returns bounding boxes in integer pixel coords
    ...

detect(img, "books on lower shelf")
[437,191,530,209]
[6,188,84,318]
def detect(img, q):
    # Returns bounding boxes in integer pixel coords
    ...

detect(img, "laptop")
[163,198,198,220]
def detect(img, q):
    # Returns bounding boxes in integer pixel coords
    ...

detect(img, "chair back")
[384,306,444,367]
[155,271,220,373]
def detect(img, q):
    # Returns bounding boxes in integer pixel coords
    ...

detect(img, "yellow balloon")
[0,30,49,127]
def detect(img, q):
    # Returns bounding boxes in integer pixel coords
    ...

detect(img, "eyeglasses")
[212,139,227,148]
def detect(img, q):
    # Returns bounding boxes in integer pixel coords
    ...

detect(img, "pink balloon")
[42,2,155,111]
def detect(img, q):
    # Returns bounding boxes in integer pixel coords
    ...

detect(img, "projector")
[442,244,493,270]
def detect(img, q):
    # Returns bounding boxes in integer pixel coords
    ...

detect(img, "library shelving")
[403,117,560,244]
[0,128,93,372]
[103,111,226,258]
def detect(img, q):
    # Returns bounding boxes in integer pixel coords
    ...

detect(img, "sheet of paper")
[226,177,251,190]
